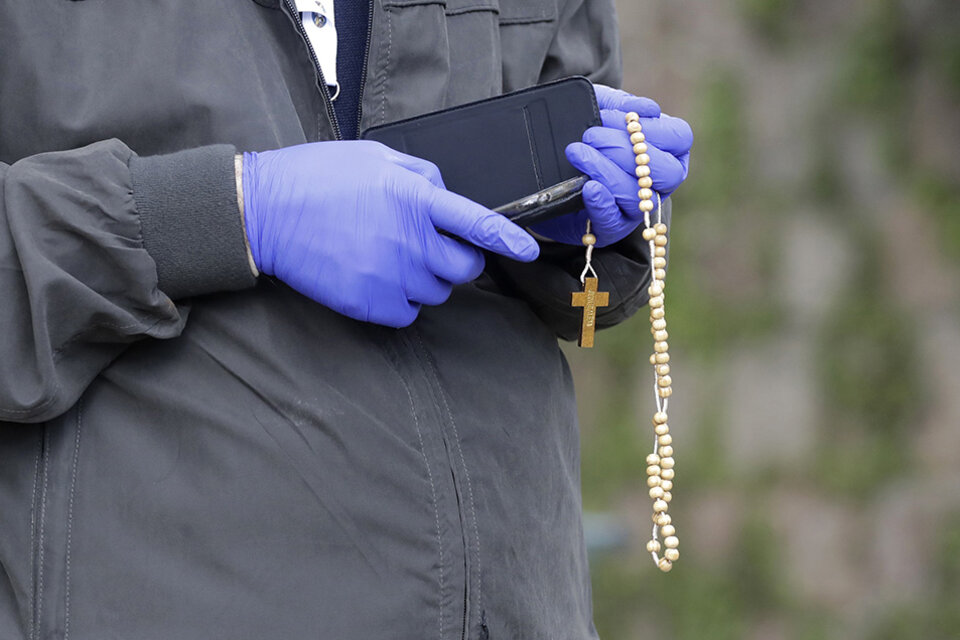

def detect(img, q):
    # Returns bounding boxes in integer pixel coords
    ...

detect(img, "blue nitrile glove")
[532,84,693,247]
[242,141,540,327]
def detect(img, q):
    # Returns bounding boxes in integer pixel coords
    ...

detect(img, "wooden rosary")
[572,111,678,572]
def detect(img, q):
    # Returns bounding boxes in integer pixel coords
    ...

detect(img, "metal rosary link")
[626,112,679,572]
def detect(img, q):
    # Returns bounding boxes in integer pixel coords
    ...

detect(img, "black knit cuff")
[130,145,257,300]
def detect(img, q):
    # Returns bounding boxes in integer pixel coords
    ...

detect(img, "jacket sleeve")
[489,0,666,340]
[0,139,256,423]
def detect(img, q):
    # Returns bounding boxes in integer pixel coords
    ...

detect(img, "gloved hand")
[242,141,540,327]
[532,84,693,247]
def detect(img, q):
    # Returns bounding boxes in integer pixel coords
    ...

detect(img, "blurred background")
[567,0,960,638]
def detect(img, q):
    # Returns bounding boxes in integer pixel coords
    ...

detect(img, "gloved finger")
[372,301,422,328]
[423,233,486,285]
[405,271,454,307]
[579,129,687,195]
[425,189,540,262]
[599,112,694,157]
[390,153,446,189]
[566,142,638,199]
[341,277,421,328]
[582,180,640,247]
[593,84,661,118]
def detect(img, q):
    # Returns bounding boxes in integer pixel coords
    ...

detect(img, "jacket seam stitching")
[32,428,51,640]
[415,331,483,632]
[63,398,83,640]
[28,434,42,640]
[396,367,446,640]
[379,8,394,126]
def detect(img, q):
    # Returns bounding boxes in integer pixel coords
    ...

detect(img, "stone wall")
[573,1,960,637]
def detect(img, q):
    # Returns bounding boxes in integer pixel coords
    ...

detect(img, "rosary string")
[574,113,678,571]
[579,220,598,284]
[626,110,679,573]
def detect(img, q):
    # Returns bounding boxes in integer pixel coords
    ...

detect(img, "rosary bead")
[658,558,673,572]
[647,475,661,488]
[633,142,649,155]
[654,331,669,343]
[581,233,596,246]
[635,165,651,178]
[646,465,662,476]
[639,187,654,200]
[636,153,651,166]
[661,468,675,480]
[654,424,669,436]
[655,353,670,364]
[664,548,679,562]
[627,121,642,134]
[655,362,670,374]
[646,539,661,553]
[660,457,675,469]
[655,246,667,257]
[653,499,668,513]
[652,307,665,319]
[654,269,667,281]
[662,491,672,503]
[656,513,671,527]
[652,319,667,331]
[654,341,669,353]
[646,453,661,465]
[638,176,653,189]
[649,296,664,309]
[654,411,668,424]
[630,131,646,144]
[664,536,679,549]
[649,486,665,499]
[660,479,673,491]
[660,445,674,457]
[640,199,655,213]
[642,227,657,241]
[654,235,668,247]
[649,354,658,365]
[658,434,672,446]
[648,283,663,297]
[654,223,668,235]
[658,386,672,398]
[625,112,640,124]
[653,257,666,269]
[661,524,676,537]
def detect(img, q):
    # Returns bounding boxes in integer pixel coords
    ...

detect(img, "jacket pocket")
[498,0,557,24]
[444,0,497,16]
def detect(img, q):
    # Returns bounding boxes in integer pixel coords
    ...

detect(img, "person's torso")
[0,3,599,639]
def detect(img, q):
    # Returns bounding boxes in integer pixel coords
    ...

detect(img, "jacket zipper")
[406,329,475,640]
[282,0,343,140]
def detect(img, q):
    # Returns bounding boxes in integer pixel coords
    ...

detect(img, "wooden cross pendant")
[571,277,610,348]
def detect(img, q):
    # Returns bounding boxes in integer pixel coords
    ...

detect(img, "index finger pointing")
[425,189,539,262]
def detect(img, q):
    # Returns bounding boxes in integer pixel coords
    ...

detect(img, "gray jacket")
[0,1,662,638]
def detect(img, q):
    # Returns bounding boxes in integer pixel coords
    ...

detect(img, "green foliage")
[838,0,913,116]
[864,523,960,640]
[933,31,960,96]
[912,174,960,262]
[814,231,920,495]
[683,71,748,210]
[580,409,646,507]
[586,0,959,636]
[738,0,797,46]
[590,510,787,640]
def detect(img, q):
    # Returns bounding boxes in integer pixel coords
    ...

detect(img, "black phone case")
[360,76,600,226]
